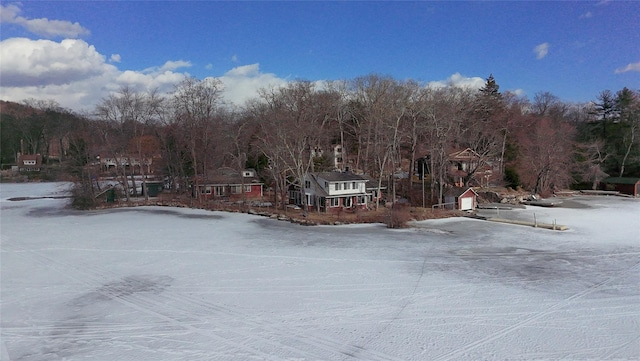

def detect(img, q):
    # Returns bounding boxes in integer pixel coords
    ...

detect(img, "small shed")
[600,177,640,197]
[142,181,164,197]
[444,187,478,211]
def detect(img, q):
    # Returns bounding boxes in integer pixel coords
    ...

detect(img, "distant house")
[418,148,495,187]
[17,153,42,172]
[448,148,495,187]
[194,168,263,201]
[329,144,346,170]
[98,155,154,175]
[600,177,640,197]
[363,175,386,204]
[311,143,347,170]
[290,171,371,212]
[444,187,478,211]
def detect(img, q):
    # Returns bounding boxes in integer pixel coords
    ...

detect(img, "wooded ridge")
[1,75,638,210]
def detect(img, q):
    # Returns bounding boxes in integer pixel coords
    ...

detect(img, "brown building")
[600,177,640,197]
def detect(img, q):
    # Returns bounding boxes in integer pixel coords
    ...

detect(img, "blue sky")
[1,1,638,111]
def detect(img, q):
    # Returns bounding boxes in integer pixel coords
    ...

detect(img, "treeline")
[1,74,638,208]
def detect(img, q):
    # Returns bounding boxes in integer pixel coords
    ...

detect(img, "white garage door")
[460,197,473,210]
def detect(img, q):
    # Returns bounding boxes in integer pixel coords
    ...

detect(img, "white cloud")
[143,60,192,74]
[511,88,526,97]
[533,43,550,60]
[0,37,190,111]
[0,37,290,112]
[109,54,121,63]
[0,3,89,38]
[0,3,21,22]
[159,60,192,72]
[205,63,214,70]
[217,64,287,106]
[427,73,526,96]
[231,54,238,62]
[0,38,109,87]
[580,11,593,19]
[614,61,640,74]
[427,73,485,90]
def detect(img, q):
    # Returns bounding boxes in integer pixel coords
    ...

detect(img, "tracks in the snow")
[431,261,640,361]
[9,249,404,361]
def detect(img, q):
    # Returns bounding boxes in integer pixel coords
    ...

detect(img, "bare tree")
[350,75,413,208]
[423,87,465,204]
[458,76,505,187]
[224,114,251,209]
[516,116,576,195]
[403,84,431,204]
[254,81,329,212]
[95,86,151,202]
[576,140,609,189]
[324,80,352,172]
[172,77,223,202]
[615,88,640,177]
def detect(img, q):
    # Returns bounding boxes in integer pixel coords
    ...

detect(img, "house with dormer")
[290,171,371,212]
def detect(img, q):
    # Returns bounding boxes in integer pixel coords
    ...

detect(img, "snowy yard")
[1,182,639,360]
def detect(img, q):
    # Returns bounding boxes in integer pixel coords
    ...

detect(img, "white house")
[290,172,371,213]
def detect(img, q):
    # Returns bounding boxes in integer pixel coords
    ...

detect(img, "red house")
[194,168,263,201]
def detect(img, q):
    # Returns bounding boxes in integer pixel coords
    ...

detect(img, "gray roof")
[360,174,387,190]
[313,172,369,182]
[307,174,329,197]
[202,168,261,185]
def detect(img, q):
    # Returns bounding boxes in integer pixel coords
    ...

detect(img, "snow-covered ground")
[1,182,639,360]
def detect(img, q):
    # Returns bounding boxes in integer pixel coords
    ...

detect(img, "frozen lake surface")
[1,182,639,360]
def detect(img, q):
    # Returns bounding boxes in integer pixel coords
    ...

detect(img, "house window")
[305,180,311,189]
[358,195,367,204]
[344,182,350,190]
[335,183,342,191]
[330,198,340,207]
[344,197,352,207]
[214,186,225,196]
[352,182,357,190]
[231,185,242,194]
[244,185,252,192]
